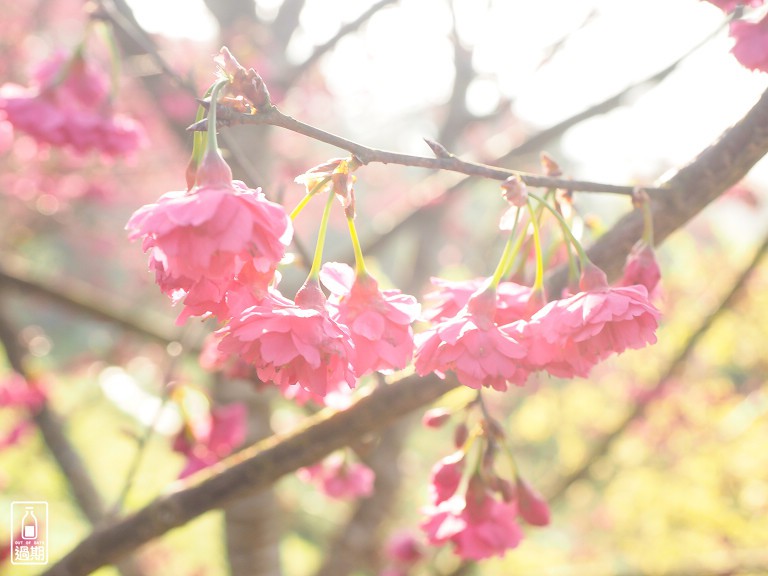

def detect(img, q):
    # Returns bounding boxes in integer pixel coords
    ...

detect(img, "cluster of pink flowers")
[297,451,375,500]
[0,50,145,157]
[380,531,425,576]
[703,0,768,72]
[172,401,247,479]
[414,261,660,390]
[130,149,660,401]
[128,149,421,404]
[420,446,551,560]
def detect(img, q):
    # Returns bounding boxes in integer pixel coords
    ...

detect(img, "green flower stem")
[308,189,336,279]
[206,79,230,154]
[188,84,215,177]
[642,197,654,245]
[347,216,368,276]
[526,200,545,292]
[530,191,591,269]
[289,176,332,220]
[489,207,522,288]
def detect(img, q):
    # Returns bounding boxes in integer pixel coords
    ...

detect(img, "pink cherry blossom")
[215,281,356,402]
[126,153,292,322]
[320,262,420,375]
[522,263,660,378]
[0,51,145,157]
[384,531,424,565]
[0,374,46,409]
[422,407,452,428]
[298,452,374,500]
[423,277,532,324]
[415,288,529,391]
[730,13,768,72]
[428,451,465,504]
[172,402,247,478]
[0,421,33,450]
[422,478,523,561]
[620,240,661,297]
[704,0,764,13]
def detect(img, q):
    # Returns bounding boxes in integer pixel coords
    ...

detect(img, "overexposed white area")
[127,0,768,183]
[126,0,218,40]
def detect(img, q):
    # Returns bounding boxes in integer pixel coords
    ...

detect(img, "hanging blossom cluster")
[126,47,664,562]
[0,47,145,157]
[418,401,551,561]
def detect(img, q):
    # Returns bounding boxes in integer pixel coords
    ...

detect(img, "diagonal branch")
[279,0,398,88]
[194,105,662,195]
[547,84,768,295]
[41,373,458,576]
[545,229,768,502]
[0,252,181,347]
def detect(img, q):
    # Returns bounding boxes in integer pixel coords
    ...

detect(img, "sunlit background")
[1,0,767,575]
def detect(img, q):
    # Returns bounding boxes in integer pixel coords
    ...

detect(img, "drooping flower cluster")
[0,50,145,157]
[127,150,293,324]
[216,280,357,402]
[419,403,551,560]
[422,471,524,561]
[414,264,660,389]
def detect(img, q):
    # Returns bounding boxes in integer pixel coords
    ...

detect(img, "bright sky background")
[127,0,768,187]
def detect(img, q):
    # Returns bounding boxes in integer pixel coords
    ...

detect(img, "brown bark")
[214,380,283,576]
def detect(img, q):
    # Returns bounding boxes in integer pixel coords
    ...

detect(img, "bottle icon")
[21,507,37,540]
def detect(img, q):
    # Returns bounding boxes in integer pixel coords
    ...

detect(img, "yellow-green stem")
[206,79,230,154]
[289,176,332,220]
[347,217,368,276]
[530,191,590,268]
[308,190,336,279]
[642,199,654,245]
[490,207,522,287]
[526,200,545,292]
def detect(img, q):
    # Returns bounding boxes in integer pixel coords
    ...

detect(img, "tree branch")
[0,252,181,347]
[194,105,662,195]
[279,0,397,88]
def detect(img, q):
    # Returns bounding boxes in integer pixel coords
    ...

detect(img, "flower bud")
[422,408,451,428]
[516,477,551,526]
[453,422,469,448]
[501,175,528,207]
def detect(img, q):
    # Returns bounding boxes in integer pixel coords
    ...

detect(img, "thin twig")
[502,20,726,161]
[280,0,398,87]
